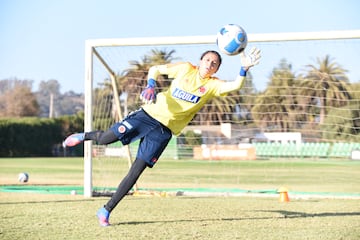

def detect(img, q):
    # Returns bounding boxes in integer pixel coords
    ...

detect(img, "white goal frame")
[83,29,360,197]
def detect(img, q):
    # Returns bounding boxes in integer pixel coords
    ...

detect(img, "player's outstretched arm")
[219,47,261,95]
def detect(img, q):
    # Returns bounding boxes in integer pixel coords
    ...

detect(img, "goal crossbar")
[85,30,360,48]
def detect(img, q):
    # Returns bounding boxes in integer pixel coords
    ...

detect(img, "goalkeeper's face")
[199,51,221,78]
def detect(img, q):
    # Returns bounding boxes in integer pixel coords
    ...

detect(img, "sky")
[0,0,359,93]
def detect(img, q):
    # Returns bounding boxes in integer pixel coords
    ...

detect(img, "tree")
[321,101,360,141]
[321,82,360,141]
[194,94,237,125]
[0,78,33,94]
[299,55,350,124]
[0,84,39,117]
[251,59,297,131]
[59,91,84,116]
[35,79,84,117]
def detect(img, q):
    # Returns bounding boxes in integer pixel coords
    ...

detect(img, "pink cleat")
[62,133,85,147]
[96,207,110,227]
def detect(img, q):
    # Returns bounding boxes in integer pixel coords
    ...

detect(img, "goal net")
[84,30,360,197]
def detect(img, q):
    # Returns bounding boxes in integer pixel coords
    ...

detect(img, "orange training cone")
[278,187,290,202]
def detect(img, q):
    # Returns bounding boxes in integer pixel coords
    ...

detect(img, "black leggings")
[84,130,118,145]
[104,157,147,212]
[85,130,148,212]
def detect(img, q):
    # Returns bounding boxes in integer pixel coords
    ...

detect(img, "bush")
[0,113,84,157]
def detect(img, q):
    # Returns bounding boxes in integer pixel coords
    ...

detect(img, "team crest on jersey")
[172,88,200,103]
[118,120,133,133]
[199,86,206,94]
[118,125,126,133]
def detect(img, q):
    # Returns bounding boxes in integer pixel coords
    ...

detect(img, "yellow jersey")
[142,62,225,135]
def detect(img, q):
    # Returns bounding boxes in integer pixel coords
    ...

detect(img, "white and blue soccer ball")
[216,24,248,56]
[18,172,29,183]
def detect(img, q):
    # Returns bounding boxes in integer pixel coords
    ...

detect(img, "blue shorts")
[110,108,172,167]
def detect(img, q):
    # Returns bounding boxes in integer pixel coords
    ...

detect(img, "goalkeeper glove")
[140,78,156,104]
[240,47,261,76]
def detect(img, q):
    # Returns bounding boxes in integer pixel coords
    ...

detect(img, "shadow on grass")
[114,216,276,226]
[259,210,360,218]
[114,210,360,226]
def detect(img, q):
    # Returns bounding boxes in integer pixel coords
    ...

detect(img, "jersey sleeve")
[218,75,246,95]
[147,64,168,80]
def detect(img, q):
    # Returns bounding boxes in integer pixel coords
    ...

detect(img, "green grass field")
[1,157,359,239]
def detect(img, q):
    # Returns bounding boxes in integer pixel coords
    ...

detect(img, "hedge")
[0,117,82,157]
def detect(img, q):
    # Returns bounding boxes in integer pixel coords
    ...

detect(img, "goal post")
[83,30,360,197]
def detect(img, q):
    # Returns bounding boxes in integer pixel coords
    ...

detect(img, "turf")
[0,193,359,239]
[0,157,359,239]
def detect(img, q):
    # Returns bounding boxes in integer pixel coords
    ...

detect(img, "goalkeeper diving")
[63,47,261,227]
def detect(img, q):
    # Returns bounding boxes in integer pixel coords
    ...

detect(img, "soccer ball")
[216,24,248,56]
[18,172,29,183]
